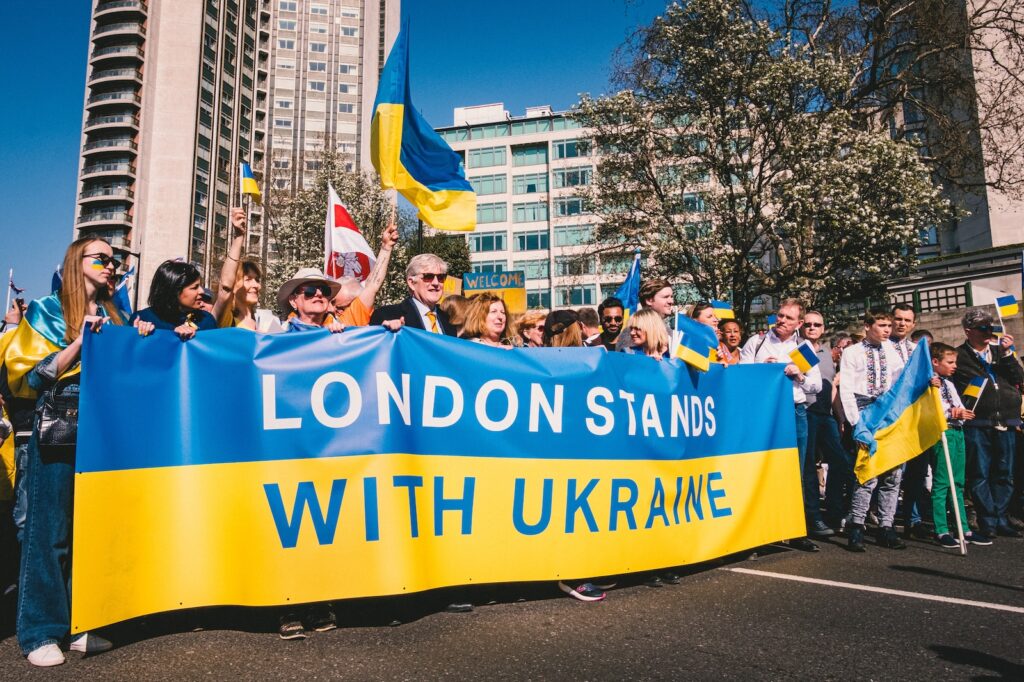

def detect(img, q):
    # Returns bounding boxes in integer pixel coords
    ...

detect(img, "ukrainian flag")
[853,341,947,483]
[674,312,719,372]
[2,294,75,400]
[995,294,1018,318]
[613,250,641,322]
[239,162,261,204]
[371,25,476,232]
[710,300,734,320]
[962,376,986,401]
[788,342,819,373]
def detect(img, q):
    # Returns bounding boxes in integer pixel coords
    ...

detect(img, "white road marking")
[723,567,1024,614]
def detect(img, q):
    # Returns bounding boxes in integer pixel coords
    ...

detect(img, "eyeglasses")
[417,272,448,283]
[84,253,121,270]
[804,322,824,328]
[300,284,331,299]
[536,325,545,332]
[603,316,623,323]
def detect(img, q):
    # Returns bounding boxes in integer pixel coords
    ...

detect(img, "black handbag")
[36,375,81,453]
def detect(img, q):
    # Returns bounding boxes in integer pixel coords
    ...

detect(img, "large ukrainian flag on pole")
[371,24,476,232]
[853,342,946,483]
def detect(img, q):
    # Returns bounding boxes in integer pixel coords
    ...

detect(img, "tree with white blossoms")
[575,0,950,320]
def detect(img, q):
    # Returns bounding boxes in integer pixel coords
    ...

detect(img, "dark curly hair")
[148,260,202,323]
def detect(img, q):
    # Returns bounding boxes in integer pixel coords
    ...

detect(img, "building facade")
[437,103,633,311]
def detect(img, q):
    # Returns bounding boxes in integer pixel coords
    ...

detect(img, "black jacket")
[369,297,457,336]
[952,342,1024,426]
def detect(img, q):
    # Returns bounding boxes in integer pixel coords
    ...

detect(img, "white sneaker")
[27,643,65,667]
[69,632,113,653]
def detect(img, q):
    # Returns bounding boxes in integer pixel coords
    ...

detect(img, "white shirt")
[839,340,906,425]
[739,329,822,404]
[937,377,965,424]
[889,337,916,364]
[412,297,443,334]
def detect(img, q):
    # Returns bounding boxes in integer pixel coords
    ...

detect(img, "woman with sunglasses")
[130,260,218,340]
[2,237,130,666]
[511,311,546,348]
[276,268,344,333]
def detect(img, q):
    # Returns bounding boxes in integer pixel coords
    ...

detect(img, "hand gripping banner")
[72,326,804,631]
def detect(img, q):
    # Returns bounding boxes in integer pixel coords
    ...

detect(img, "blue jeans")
[13,439,29,542]
[16,433,75,655]
[963,427,1016,533]
[807,410,853,525]
[794,404,819,523]
[901,452,931,528]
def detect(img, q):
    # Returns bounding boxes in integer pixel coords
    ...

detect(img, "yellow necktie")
[426,311,439,333]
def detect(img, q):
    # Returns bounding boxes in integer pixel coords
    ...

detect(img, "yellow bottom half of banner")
[72,449,804,632]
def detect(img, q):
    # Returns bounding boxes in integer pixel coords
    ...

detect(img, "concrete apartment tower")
[257,0,400,201]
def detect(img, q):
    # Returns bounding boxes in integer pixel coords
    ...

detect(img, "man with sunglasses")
[276,268,344,333]
[369,254,456,336]
[588,297,625,351]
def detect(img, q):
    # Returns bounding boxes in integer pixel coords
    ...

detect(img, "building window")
[309,61,327,72]
[513,173,548,194]
[338,103,355,113]
[305,160,322,171]
[469,174,507,196]
[472,259,507,273]
[277,59,295,69]
[552,117,583,131]
[599,253,632,275]
[514,230,549,251]
[554,197,585,217]
[310,4,328,15]
[476,202,507,224]
[467,146,506,169]
[339,64,357,74]
[341,26,358,37]
[553,224,593,247]
[272,158,290,169]
[514,259,549,279]
[308,80,325,92]
[338,83,352,94]
[310,42,327,53]
[279,19,297,30]
[470,123,510,139]
[441,129,469,144]
[274,118,293,128]
[510,119,552,136]
[512,144,548,167]
[310,23,328,34]
[556,285,596,306]
[341,9,359,18]
[514,201,548,223]
[469,232,506,253]
[527,290,551,309]
[552,139,588,159]
[555,256,595,276]
[279,1,297,10]
[277,39,295,49]
[553,166,592,188]
[276,98,293,109]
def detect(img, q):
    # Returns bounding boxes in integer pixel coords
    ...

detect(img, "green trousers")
[930,429,968,536]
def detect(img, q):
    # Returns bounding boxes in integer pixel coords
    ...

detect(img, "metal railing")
[89,67,141,82]
[78,211,130,224]
[82,162,134,175]
[91,45,144,59]
[95,0,147,12]
[84,113,139,128]
[83,138,137,151]
[93,22,146,36]
[80,187,134,200]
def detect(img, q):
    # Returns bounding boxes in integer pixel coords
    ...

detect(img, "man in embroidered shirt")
[839,309,908,551]
[951,309,1023,540]
[890,303,917,363]
[740,299,823,551]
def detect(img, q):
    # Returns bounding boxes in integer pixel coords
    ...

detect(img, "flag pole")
[5,268,12,315]
[940,430,967,556]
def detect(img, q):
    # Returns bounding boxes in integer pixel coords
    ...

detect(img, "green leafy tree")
[576,0,950,321]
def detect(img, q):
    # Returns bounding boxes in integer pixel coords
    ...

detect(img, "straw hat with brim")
[276,268,342,312]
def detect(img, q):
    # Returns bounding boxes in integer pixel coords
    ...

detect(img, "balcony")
[88,67,143,86]
[77,210,133,230]
[82,138,138,155]
[86,91,141,109]
[94,0,147,19]
[92,22,146,40]
[82,161,135,178]
[90,45,144,64]
[79,186,134,203]
[84,113,139,132]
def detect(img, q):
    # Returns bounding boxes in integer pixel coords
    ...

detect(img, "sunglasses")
[299,284,331,299]
[417,272,447,283]
[804,322,824,328]
[603,316,623,323]
[84,253,121,270]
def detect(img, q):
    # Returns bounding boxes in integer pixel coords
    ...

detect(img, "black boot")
[848,523,866,552]
[877,526,907,549]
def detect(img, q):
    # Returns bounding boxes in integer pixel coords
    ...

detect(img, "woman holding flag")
[3,237,131,666]
[212,207,282,333]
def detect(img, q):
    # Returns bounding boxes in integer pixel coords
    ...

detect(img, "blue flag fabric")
[613,252,641,316]
[113,265,135,318]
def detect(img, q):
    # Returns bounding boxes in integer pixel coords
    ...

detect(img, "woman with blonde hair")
[622,308,670,360]
[3,237,135,666]
[542,310,584,348]
[511,311,546,348]
[461,294,509,347]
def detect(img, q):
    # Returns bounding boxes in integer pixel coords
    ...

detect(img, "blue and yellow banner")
[72,326,804,632]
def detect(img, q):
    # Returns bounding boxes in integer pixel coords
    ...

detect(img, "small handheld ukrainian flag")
[613,251,641,323]
[239,162,261,205]
[710,300,734,320]
[995,294,1018,318]
[371,24,476,231]
[961,376,987,402]
[853,341,947,484]
[788,341,820,373]
[673,312,719,372]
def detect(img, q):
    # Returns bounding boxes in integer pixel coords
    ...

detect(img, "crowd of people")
[0,211,1022,666]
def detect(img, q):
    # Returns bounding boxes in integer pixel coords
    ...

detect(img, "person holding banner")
[952,309,1024,540]
[511,311,546,348]
[719,319,743,366]
[4,238,127,666]
[623,308,670,360]
[462,294,510,348]
[739,299,823,551]
[131,260,218,339]
[839,309,908,551]
[276,268,345,333]
[543,309,585,348]
[370,254,456,336]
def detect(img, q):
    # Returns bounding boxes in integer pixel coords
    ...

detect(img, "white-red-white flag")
[324,182,375,281]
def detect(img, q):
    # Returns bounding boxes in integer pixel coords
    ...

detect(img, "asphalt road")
[2,534,1022,680]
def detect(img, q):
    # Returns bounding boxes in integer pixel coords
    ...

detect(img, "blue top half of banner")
[77,326,797,474]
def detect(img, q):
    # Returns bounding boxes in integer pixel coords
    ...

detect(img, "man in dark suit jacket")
[369,253,458,336]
